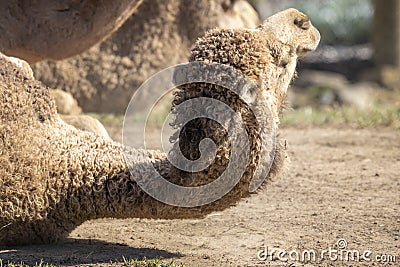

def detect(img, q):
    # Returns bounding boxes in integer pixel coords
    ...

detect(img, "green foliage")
[0,259,54,267]
[306,85,336,102]
[282,105,400,128]
[88,113,124,127]
[0,258,185,267]
[250,0,374,44]
[88,98,171,128]
[122,257,184,267]
[294,0,373,45]
[91,102,400,131]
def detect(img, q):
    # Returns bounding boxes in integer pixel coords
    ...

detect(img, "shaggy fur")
[0,8,319,245]
[32,0,259,113]
[171,8,320,191]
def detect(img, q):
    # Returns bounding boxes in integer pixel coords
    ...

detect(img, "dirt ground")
[1,126,399,266]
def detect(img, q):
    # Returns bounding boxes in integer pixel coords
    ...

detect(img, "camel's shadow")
[0,238,181,266]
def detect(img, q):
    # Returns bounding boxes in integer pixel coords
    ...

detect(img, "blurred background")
[4,0,397,139]
[249,0,399,129]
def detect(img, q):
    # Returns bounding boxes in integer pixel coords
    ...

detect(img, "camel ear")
[294,16,311,30]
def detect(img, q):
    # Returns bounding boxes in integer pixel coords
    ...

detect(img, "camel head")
[261,8,321,58]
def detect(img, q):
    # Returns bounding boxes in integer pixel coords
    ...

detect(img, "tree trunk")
[374,0,400,66]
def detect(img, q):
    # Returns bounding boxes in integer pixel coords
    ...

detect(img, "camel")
[32,0,260,113]
[0,0,143,63]
[0,8,320,245]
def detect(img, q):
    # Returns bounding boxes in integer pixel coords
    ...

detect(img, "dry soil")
[1,126,399,267]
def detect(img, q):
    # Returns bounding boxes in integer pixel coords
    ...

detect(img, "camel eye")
[222,0,237,11]
[294,17,310,30]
